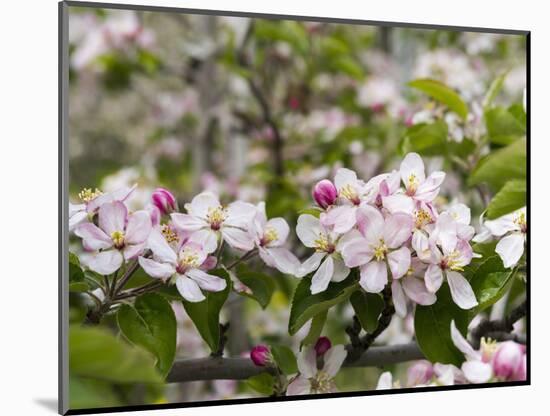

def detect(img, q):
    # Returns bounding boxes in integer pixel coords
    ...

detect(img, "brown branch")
[471,299,527,349]
[166,342,423,383]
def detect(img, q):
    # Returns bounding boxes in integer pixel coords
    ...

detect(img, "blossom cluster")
[295,152,479,312]
[70,185,299,303]
[377,320,526,389]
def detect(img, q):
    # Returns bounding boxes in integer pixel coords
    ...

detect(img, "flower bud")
[151,188,178,215]
[407,360,434,386]
[492,341,524,380]
[312,179,337,209]
[314,336,332,357]
[250,345,271,367]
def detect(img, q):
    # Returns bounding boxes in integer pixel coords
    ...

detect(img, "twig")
[470,299,527,349]
[345,283,395,363]
[115,280,164,301]
[226,249,257,270]
[211,323,230,357]
[113,258,141,294]
[166,342,423,383]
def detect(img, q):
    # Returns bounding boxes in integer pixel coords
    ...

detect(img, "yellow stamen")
[111,230,125,248]
[373,239,388,261]
[445,250,464,272]
[178,248,201,269]
[263,226,279,245]
[314,234,334,253]
[78,187,103,203]
[415,209,432,229]
[310,371,336,394]
[161,224,179,244]
[514,211,527,232]
[480,337,498,361]
[339,184,360,204]
[206,206,227,230]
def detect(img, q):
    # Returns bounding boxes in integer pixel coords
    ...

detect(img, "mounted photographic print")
[59,1,529,414]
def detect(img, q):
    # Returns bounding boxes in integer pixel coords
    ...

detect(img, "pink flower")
[340,205,413,294]
[75,201,151,275]
[171,191,256,252]
[69,184,136,231]
[253,202,300,275]
[493,341,526,381]
[407,360,434,386]
[450,320,493,383]
[151,187,178,215]
[391,258,436,317]
[286,345,346,395]
[138,227,226,302]
[250,345,271,367]
[399,153,445,203]
[295,214,350,294]
[423,213,477,310]
[314,336,332,356]
[312,179,338,209]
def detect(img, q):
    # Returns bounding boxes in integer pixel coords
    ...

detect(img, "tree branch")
[166,342,424,383]
[471,299,527,348]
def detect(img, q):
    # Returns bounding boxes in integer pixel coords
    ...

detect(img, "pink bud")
[312,179,337,209]
[492,341,525,380]
[146,204,161,227]
[314,336,332,357]
[151,188,178,215]
[250,345,271,367]
[407,360,434,386]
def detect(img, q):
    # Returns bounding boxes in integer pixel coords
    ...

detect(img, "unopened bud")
[312,180,337,209]
[151,188,178,215]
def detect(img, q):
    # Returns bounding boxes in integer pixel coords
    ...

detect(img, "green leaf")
[483,72,508,109]
[400,121,448,156]
[350,291,384,333]
[69,326,162,383]
[301,310,328,346]
[414,283,469,366]
[270,345,298,375]
[298,207,323,218]
[469,138,527,191]
[117,293,177,377]
[182,269,231,352]
[408,78,468,120]
[485,106,526,145]
[246,373,275,395]
[69,252,85,283]
[464,255,516,317]
[69,282,90,292]
[329,56,364,80]
[288,274,359,335]
[233,264,276,309]
[486,179,526,219]
[69,375,121,409]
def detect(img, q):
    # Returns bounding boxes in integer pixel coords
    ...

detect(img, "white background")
[0,0,546,415]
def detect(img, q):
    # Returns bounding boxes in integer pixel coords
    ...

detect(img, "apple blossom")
[69,184,136,231]
[151,187,178,215]
[295,214,350,294]
[252,202,300,275]
[314,336,332,356]
[250,345,272,367]
[286,344,346,395]
[312,179,338,209]
[340,205,413,294]
[399,152,445,203]
[138,227,226,302]
[75,201,151,275]
[407,360,434,386]
[171,191,257,252]
[492,341,526,381]
[391,258,437,317]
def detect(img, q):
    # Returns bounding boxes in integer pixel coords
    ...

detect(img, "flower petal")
[75,223,112,250]
[400,153,426,188]
[359,261,387,293]
[450,320,480,361]
[188,229,219,254]
[402,277,437,305]
[323,345,346,377]
[376,372,393,390]
[341,236,373,268]
[86,250,123,275]
[495,233,525,268]
[462,361,493,384]
[425,264,443,293]
[171,213,207,232]
[286,376,311,396]
[98,201,127,235]
[264,247,300,275]
[123,242,146,260]
[125,210,152,245]
[416,171,445,202]
[334,167,358,191]
[222,227,255,251]
[186,269,227,292]
[175,276,205,302]
[384,213,414,248]
[69,211,88,231]
[297,347,317,378]
[225,201,257,229]
[311,256,335,294]
[147,228,177,264]
[296,214,322,248]
[321,205,357,234]
[412,229,431,261]
[138,256,175,280]
[392,280,408,318]
[265,218,290,246]
[447,271,478,310]
[388,246,411,279]
[356,205,384,243]
[186,192,220,218]
[296,252,326,277]
[331,257,350,282]
[382,194,415,215]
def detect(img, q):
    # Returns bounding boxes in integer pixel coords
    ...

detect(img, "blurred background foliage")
[68,6,526,408]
